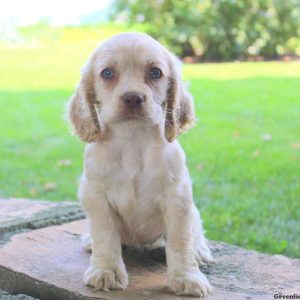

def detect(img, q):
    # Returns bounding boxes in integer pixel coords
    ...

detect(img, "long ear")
[67,66,102,143]
[164,58,195,142]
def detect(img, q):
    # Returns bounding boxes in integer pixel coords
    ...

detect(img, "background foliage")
[112,0,300,60]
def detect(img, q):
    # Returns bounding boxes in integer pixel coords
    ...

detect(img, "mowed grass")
[0,25,299,257]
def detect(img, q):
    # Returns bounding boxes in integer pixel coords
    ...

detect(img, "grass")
[0,25,299,258]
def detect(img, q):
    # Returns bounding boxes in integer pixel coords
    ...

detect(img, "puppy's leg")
[144,235,166,250]
[165,186,212,297]
[81,233,92,251]
[79,179,128,290]
[192,204,214,266]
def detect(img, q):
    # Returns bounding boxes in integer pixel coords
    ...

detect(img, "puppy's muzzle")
[121,92,145,110]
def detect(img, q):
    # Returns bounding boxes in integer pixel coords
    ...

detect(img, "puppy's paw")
[168,269,212,297]
[81,233,92,252]
[84,264,128,291]
[194,243,214,266]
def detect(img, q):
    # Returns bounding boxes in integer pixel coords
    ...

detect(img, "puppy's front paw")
[84,264,128,291]
[168,269,212,297]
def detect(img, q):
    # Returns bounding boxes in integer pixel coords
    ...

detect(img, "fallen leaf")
[261,133,272,141]
[43,182,57,191]
[251,150,260,158]
[291,143,300,150]
[29,188,37,196]
[197,164,205,170]
[232,131,241,139]
[57,159,72,167]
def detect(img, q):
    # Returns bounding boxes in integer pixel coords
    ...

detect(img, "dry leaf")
[232,131,241,139]
[291,143,300,150]
[43,182,57,191]
[29,188,37,196]
[57,159,72,167]
[251,150,260,158]
[197,164,205,170]
[261,133,272,141]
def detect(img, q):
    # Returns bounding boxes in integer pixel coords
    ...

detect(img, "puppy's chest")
[104,146,168,241]
[104,143,169,187]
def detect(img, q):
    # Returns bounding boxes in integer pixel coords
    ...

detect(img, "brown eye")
[149,67,162,79]
[101,68,114,79]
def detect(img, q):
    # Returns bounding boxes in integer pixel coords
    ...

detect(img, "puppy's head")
[68,32,195,143]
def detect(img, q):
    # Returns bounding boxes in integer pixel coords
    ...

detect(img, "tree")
[111,0,300,60]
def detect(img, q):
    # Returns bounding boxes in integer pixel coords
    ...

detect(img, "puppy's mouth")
[122,113,144,120]
[118,109,147,121]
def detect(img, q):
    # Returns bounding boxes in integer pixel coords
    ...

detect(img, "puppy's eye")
[100,68,114,79]
[149,67,162,80]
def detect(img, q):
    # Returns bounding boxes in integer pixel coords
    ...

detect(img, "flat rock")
[0,220,299,300]
[0,289,37,300]
[0,198,84,236]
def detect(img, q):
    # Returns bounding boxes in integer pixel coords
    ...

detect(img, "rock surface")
[0,289,37,300]
[0,198,299,300]
[0,198,84,245]
[1,219,299,300]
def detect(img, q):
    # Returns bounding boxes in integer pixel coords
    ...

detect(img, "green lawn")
[0,25,299,258]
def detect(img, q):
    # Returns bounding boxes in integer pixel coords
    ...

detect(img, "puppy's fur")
[68,33,213,297]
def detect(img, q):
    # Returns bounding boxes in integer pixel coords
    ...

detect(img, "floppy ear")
[164,59,195,142]
[67,66,102,143]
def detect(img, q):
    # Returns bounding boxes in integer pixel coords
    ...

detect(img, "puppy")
[68,32,213,297]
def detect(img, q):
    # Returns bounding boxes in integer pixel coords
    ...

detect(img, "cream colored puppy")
[68,32,213,297]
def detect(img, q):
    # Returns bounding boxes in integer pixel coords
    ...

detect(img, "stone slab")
[0,198,84,237]
[0,289,37,300]
[0,198,84,299]
[0,220,299,300]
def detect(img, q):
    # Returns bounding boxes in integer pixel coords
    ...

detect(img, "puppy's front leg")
[165,185,212,297]
[79,179,128,290]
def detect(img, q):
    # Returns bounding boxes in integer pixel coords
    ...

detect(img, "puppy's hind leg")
[192,204,214,266]
[144,235,166,250]
[81,233,92,251]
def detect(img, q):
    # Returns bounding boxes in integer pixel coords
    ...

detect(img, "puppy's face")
[93,34,169,125]
[68,33,195,143]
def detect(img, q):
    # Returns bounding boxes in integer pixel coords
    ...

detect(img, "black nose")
[121,92,145,109]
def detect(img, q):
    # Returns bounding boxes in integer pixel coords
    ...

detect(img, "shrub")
[111,0,300,60]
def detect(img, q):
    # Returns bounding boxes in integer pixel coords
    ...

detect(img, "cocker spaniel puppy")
[68,32,213,297]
